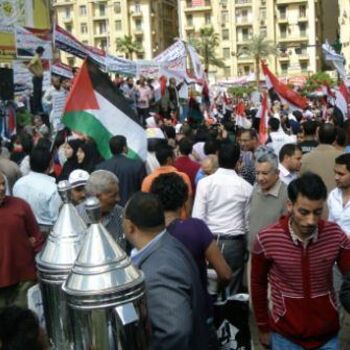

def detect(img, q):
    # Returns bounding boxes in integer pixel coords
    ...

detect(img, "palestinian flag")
[62,58,147,160]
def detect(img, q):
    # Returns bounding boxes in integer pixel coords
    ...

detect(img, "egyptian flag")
[261,61,308,111]
[256,93,269,144]
[335,81,350,120]
[235,100,252,129]
[62,59,147,160]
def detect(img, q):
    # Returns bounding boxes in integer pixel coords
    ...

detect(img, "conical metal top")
[62,197,145,310]
[36,181,87,282]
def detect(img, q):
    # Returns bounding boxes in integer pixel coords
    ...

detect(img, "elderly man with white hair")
[77,170,124,247]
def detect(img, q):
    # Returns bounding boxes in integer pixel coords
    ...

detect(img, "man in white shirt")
[193,141,253,294]
[13,146,61,234]
[278,144,302,185]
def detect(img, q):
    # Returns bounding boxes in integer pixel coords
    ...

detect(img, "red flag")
[257,93,268,144]
[335,81,350,119]
[235,100,245,116]
[261,61,308,110]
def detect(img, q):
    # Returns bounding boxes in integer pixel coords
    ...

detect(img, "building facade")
[338,0,350,71]
[53,0,178,66]
[179,0,338,80]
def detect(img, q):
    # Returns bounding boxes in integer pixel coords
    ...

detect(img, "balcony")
[63,16,73,23]
[184,3,211,12]
[236,17,252,26]
[134,28,143,36]
[235,0,252,7]
[53,0,73,6]
[93,13,107,20]
[93,32,107,39]
[276,0,308,4]
[278,54,290,61]
[131,10,142,18]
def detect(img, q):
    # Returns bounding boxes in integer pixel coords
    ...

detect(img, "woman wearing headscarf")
[58,139,83,181]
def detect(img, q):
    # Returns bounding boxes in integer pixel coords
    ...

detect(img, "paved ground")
[250,312,350,349]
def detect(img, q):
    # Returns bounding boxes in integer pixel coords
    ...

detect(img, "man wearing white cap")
[68,169,90,206]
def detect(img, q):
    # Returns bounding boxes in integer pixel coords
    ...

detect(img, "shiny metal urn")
[62,197,149,350]
[36,180,87,349]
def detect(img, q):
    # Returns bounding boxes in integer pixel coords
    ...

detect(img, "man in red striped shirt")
[251,172,350,350]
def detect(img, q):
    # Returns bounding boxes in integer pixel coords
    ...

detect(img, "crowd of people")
[1,65,350,350]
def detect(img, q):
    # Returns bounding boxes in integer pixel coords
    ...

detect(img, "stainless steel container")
[62,197,149,350]
[36,180,87,350]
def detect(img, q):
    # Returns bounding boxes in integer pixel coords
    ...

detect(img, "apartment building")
[179,0,338,80]
[53,0,178,66]
[338,0,350,71]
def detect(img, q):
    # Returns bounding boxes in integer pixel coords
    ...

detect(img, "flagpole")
[177,0,183,40]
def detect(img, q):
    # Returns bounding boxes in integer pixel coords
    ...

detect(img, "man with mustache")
[251,172,350,350]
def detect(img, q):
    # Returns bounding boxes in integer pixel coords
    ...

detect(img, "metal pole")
[177,0,183,40]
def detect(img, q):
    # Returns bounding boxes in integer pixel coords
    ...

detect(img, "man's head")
[35,46,45,56]
[318,123,336,145]
[287,173,327,238]
[123,192,165,249]
[109,135,127,156]
[279,144,302,172]
[218,142,240,170]
[254,146,280,192]
[268,118,280,132]
[51,75,61,90]
[0,172,6,205]
[239,129,258,152]
[201,155,218,176]
[155,144,174,166]
[29,147,52,174]
[126,77,134,87]
[150,173,188,212]
[139,76,146,86]
[302,120,317,138]
[334,154,350,190]
[204,138,219,156]
[178,138,193,156]
[68,169,90,205]
[86,170,120,214]
[33,115,44,127]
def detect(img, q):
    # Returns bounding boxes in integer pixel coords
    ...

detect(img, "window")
[204,0,210,5]
[114,2,121,14]
[223,48,230,59]
[65,6,71,18]
[115,20,122,31]
[67,57,75,67]
[279,6,287,19]
[186,14,193,26]
[244,65,250,75]
[79,5,86,16]
[242,28,249,41]
[280,24,287,38]
[221,11,228,23]
[99,4,105,16]
[65,24,72,33]
[82,40,88,45]
[135,19,142,31]
[261,26,267,37]
[299,5,306,18]
[205,13,211,25]
[300,62,308,72]
[99,21,106,34]
[280,63,289,74]
[135,1,141,12]
[222,29,229,40]
[223,66,231,77]
[100,39,107,49]
[299,23,307,37]
[80,23,88,33]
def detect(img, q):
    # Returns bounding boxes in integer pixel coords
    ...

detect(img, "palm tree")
[238,34,278,88]
[189,26,225,72]
[115,35,142,59]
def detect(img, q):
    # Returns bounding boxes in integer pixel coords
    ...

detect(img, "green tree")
[189,26,225,72]
[115,35,142,59]
[301,72,336,95]
[238,34,278,88]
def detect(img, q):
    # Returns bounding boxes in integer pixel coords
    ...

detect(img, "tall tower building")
[53,0,178,66]
[338,0,350,72]
[179,0,338,80]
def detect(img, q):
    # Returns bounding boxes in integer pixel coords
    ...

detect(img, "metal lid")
[36,181,87,281]
[62,197,145,309]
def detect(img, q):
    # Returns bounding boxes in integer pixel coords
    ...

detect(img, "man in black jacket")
[96,135,146,206]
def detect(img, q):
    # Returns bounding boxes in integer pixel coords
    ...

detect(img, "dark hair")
[318,123,336,144]
[147,138,167,153]
[78,141,101,173]
[162,125,176,140]
[194,126,210,143]
[29,146,52,173]
[150,173,188,211]
[0,306,43,350]
[36,137,52,151]
[109,135,127,155]
[19,132,33,154]
[288,172,327,203]
[125,192,165,230]
[302,120,317,136]
[35,46,45,54]
[178,137,193,156]
[335,153,350,172]
[268,118,280,132]
[218,141,240,169]
[240,128,258,140]
[155,144,174,165]
[279,143,301,163]
[335,127,346,147]
[204,137,219,155]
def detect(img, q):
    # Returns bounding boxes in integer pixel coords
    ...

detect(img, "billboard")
[0,0,51,62]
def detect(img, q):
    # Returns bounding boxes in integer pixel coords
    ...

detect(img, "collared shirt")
[328,187,350,236]
[288,218,318,247]
[279,163,298,185]
[130,229,166,266]
[77,203,124,245]
[13,171,61,226]
[193,167,253,237]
